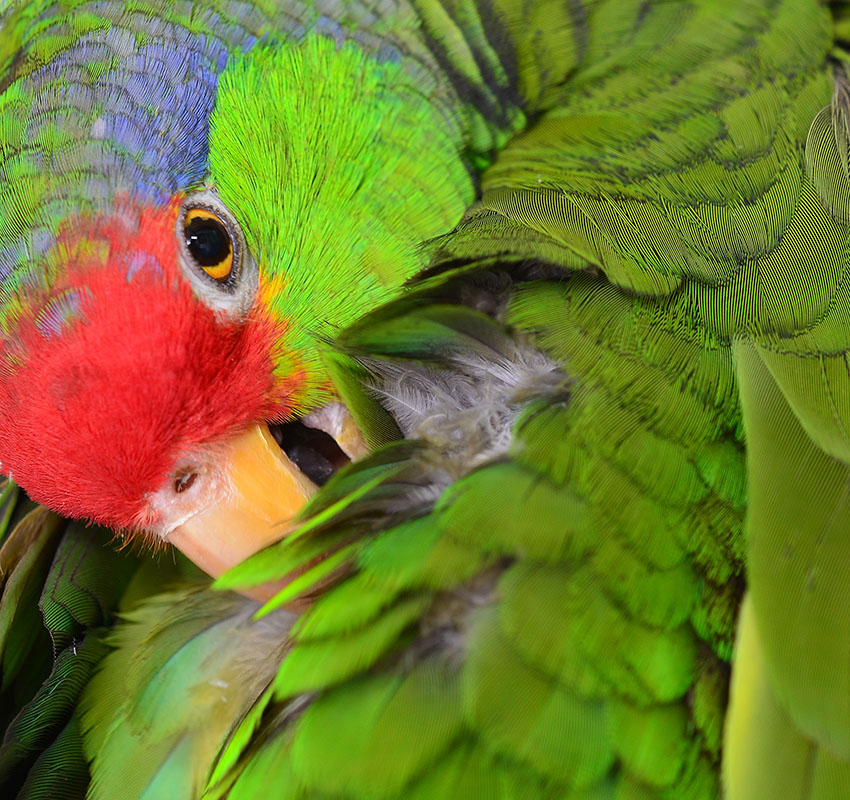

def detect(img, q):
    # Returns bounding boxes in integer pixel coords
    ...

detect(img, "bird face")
[0,195,354,586]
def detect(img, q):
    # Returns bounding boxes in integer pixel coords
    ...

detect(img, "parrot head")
[0,192,363,583]
[0,33,472,590]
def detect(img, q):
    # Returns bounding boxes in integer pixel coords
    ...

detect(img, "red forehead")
[0,203,297,528]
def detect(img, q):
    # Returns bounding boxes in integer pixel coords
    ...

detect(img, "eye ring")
[176,191,258,317]
[177,195,242,290]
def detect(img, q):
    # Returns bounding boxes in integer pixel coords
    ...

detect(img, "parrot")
[0,0,849,798]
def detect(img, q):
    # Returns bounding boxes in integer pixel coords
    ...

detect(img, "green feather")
[208,33,476,410]
[0,633,107,787]
[289,658,464,796]
[81,587,293,800]
[38,523,137,652]
[735,341,850,761]
[463,608,614,787]
[724,597,850,800]
[16,715,89,800]
[0,509,63,690]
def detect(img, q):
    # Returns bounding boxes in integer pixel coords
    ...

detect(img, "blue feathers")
[23,30,227,202]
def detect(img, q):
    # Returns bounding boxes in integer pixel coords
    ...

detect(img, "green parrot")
[0,0,849,797]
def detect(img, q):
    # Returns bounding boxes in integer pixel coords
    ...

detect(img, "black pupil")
[184,216,230,267]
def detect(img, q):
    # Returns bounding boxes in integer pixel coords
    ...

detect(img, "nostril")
[174,471,198,494]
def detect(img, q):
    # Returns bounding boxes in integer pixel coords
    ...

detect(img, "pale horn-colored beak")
[158,407,368,603]
[166,424,314,587]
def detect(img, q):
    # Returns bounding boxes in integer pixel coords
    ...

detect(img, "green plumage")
[3,0,850,797]
[207,33,479,408]
[204,288,730,798]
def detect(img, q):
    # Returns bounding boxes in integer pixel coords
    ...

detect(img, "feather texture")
[3,0,850,798]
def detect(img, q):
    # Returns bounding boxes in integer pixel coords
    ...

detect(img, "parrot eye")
[183,209,233,282]
[177,192,258,315]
